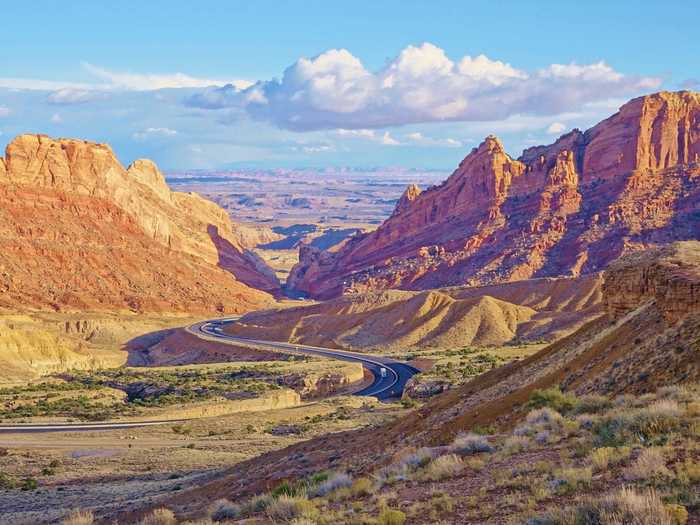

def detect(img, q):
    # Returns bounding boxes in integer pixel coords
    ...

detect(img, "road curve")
[187,317,420,400]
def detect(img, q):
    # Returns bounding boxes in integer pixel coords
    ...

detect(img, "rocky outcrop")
[603,241,700,323]
[289,91,700,299]
[0,135,279,313]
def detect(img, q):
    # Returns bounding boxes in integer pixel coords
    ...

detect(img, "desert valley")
[1,5,699,524]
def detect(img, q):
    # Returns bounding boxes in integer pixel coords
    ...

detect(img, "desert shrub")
[309,471,352,497]
[575,394,613,414]
[20,478,38,491]
[528,387,578,414]
[139,508,177,525]
[588,446,632,471]
[515,407,564,438]
[665,504,689,525]
[378,508,406,525]
[624,448,671,481]
[266,495,317,522]
[242,493,274,514]
[674,457,700,485]
[529,487,674,525]
[396,447,435,469]
[595,402,680,446]
[421,454,464,481]
[503,435,530,454]
[550,467,592,495]
[350,477,374,497]
[0,472,17,489]
[61,510,94,525]
[208,498,240,521]
[430,493,454,513]
[449,432,494,455]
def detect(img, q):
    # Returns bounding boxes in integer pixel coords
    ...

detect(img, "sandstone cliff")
[0,135,279,313]
[289,91,700,298]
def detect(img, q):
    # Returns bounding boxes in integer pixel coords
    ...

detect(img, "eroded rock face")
[603,241,700,323]
[0,135,279,313]
[289,91,700,299]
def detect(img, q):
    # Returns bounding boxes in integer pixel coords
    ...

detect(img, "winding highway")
[187,317,420,400]
[0,317,419,433]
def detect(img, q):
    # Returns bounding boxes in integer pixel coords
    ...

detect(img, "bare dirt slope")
[227,274,603,350]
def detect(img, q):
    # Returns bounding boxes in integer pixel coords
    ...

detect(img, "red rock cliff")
[288,91,700,299]
[0,135,280,313]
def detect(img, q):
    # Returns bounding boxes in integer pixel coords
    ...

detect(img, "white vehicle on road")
[380,367,387,378]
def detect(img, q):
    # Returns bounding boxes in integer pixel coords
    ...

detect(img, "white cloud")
[406,131,462,147]
[82,62,252,91]
[381,132,400,146]
[132,127,178,140]
[47,88,101,105]
[546,122,567,134]
[0,106,9,118]
[50,113,62,123]
[186,43,660,131]
[334,128,401,146]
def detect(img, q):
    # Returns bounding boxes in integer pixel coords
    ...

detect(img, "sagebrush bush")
[208,498,240,521]
[350,477,374,497]
[243,493,274,514]
[421,454,464,481]
[503,435,530,454]
[449,432,494,455]
[266,495,317,522]
[588,446,631,471]
[61,510,94,525]
[574,394,613,414]
[378,508,406,525]
[309,471,352,497]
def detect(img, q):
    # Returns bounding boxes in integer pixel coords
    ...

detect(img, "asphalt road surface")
[0,317,420,433]
[188,317,420,400]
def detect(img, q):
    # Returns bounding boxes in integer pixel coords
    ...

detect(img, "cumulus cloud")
[546,122,567,134]
[186,42,660,131]
[132,127,178,140]
[83,63,252,91]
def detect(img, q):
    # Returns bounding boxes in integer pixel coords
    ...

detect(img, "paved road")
[0,420,183,433]
[188,317,420,400]
[0,317,420,433]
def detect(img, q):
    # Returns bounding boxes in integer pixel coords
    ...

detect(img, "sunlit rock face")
[289,91,700,299]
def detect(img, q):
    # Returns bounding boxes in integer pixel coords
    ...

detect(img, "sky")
[1,0,699,170]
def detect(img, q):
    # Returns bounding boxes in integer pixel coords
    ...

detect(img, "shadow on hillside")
[123,328,176,366]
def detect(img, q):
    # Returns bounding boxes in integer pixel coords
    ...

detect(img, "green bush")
[527,387,579,414]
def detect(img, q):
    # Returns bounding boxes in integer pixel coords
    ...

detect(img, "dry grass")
[60,510,94,525]
[449,432,494,455]
[624,448,671,481]
[138,508,177,525]
[266,495,317,523]
[208,498,240,521]
[421,454,464,481]
[588,446,631,471]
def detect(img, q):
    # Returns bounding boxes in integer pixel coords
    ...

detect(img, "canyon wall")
[289,91,700,299]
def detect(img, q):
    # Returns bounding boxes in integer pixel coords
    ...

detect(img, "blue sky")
[1,1,698,170]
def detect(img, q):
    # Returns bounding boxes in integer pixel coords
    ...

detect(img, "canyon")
[288,91,700,299]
